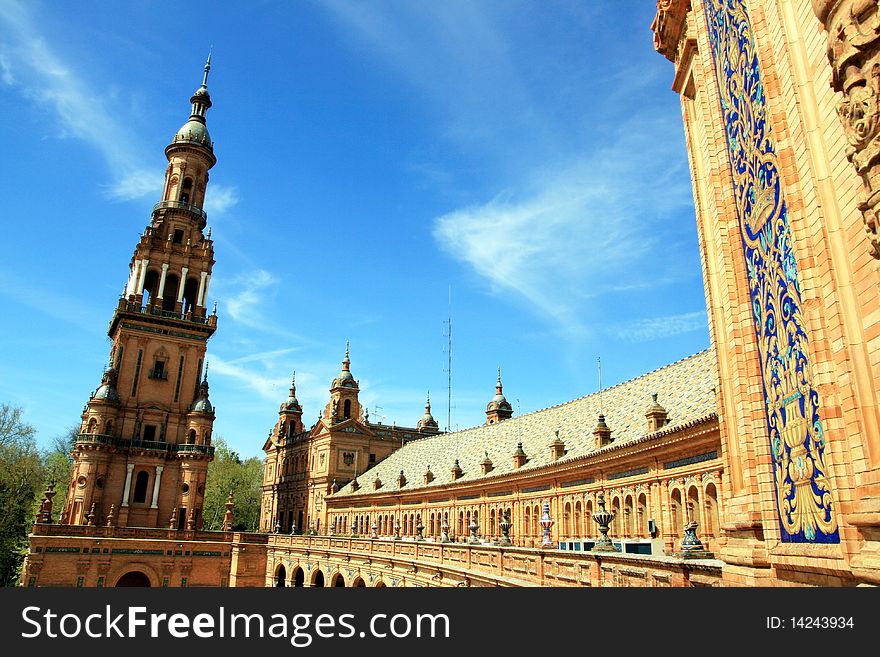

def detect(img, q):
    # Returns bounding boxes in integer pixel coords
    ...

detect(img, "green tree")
[0,404,43,586]
[202,438,263,532]
[39,425,77,523]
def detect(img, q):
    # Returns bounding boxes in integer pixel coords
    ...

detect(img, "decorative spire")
[417,391,439,431]
[343,340,350,370]
[203,361,209,383]
[486,366,513,424]
[202,48,212,89]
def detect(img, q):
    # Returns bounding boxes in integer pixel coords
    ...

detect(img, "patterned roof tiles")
[334,349,717,498]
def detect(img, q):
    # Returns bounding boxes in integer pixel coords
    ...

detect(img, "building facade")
[260,346,441,535]
[20,1,880,587]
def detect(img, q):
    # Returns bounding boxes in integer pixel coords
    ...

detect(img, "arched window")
[624,496,634,536]
[104,420,113,435]
[490,509,496,536]
[637,493,649,536]
[203,431,210,445]
[343,399,351,419]
[182,277,199,315]
[187,429,196,444]
[142,269,160,307]
[705,483,719,538]
[180,177,193,204]
[87,418,98,434]
[611,498,621,536]
[585,499,593,537]
[533,504,540,537]
[524,506,531,539]
[574,501,582,536]
[671,489,683,538]
[133,471,149,504]
[563,502,572,537]
[161,274,179,312]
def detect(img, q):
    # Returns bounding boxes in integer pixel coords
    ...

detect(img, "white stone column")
[121,463,135,507]
[177,267,189,303]
[199,274,211,307]
[150,466,164,508]
[157,263,169,299]
[136,259,149,295]
[196,271,208,307]
[126,262,140,297]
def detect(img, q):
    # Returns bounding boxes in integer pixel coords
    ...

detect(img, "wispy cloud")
[0,0,214,205]
[433,114,692,336]
[614,311,708,342]
[222,269,278,329]
[204,184,239,215]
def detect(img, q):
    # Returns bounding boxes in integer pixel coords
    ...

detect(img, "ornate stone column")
[815,0,880,259]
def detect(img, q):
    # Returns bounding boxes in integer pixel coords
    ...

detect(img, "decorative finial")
[212,301,217,315]
[203,361,209,383]
[497,366,502,386]
[291,370,296,388]
[207,227,212,239]
[202,48,212,88]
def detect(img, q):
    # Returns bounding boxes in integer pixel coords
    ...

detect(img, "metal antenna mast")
[443,286,453,432]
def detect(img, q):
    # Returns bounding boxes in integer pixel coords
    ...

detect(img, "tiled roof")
[334,350,716,498]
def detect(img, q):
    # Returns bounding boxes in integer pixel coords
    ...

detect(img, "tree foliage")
[202,438,263,532]
[0,404,42,586]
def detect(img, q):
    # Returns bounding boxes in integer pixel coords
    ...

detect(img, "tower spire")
[202,48,212,88]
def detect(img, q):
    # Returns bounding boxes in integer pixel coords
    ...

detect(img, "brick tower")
[62,56,220,531]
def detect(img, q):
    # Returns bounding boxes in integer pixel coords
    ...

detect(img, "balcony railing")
[119,301,210,325]
[152,199,207,221]
[148,369,168,380]
[76,434,214,456]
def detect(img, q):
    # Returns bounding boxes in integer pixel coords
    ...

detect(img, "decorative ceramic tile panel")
[703,0,838,542]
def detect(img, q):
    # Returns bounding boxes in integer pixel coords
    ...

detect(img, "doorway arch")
[115,571,151,587]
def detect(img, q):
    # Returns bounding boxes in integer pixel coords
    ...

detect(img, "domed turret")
[92,365,120,404]
[190,365,214,415]
[332,341,357,389]
[281,372,302,413]
[485,367,513,425]
[170,52,214,151]
[417,392,439,431]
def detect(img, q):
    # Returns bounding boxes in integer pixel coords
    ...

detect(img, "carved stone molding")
[652,0,691,63]
[816,0,880,258]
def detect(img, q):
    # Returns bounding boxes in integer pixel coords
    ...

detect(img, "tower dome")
[92,365,120,403]
[417,393,439,431]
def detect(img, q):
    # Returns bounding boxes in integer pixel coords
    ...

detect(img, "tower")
[64,56,219,530]
[485,368,513,425]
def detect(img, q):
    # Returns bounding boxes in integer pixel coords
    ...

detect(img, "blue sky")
[0,0,709,459]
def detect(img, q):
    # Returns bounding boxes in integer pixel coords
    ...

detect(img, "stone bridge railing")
[266,535,723,588]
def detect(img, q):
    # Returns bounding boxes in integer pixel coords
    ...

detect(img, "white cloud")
[433,115,692,335]
[204,184,239,215]
[223,269,278,327]
[0,1,228,205]
[615,311,708,342]
[107,169,164,201]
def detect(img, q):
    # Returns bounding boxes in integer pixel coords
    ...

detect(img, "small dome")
[191,396,213,414]
[92,383,120,403]
[92,366,120,403]
[281,374,302,412]
[174,119,212,148]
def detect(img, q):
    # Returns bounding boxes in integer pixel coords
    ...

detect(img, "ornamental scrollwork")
[704,0,838,543]
[817,0,880,259]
